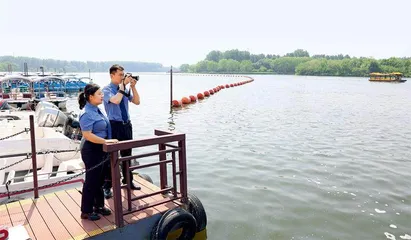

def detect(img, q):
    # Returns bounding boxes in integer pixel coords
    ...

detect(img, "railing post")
[158,143,168,189]
[124,159,132,211]
[171,151,177,198]
[29,115,39,199]
[110,151,124,227]
[178,137,188,204]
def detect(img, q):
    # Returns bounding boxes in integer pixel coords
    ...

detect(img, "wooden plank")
[43,192,89,240]
[75,187,140,225]
[75,187,134,225]
[134,176,178,211]
[33,196,73,240]
[66,189,115,232]
[127,187,162,215]
[19,198,55,240]
[6,199,36,240]
[55,190,103,237]
[120,188,155,221]
[0,203,13,228]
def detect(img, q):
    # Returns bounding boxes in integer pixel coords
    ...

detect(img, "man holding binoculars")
[102,64,141,198]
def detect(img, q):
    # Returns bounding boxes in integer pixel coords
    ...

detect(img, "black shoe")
[103,188,113,199]
[81,212,101,221]
[94,207,112,216]
[122,180,141,190]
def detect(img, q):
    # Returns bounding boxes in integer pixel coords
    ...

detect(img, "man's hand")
[130,78,137,88]
[124,75,132,85]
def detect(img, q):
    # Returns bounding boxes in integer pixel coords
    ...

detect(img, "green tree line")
[0,56,167,73]
[179,49,411,77]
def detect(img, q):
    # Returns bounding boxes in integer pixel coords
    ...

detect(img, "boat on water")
[369,72,407,83]
[0,124,81,172]
[0,156,85,201]
[0,101,80,135]
[0,102,82,173]
[32,76,69,110]
[62,75,89,92]
[0,75,34,110]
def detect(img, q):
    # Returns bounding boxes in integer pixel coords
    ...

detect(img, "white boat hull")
[35,98,68,110]
[0,127,81,172]
[7,101,31,110]
[0,172,84,200]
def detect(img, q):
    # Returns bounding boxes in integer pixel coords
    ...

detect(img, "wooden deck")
[0,175,179,240]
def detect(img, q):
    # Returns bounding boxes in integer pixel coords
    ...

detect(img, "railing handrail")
[103,131,185,152]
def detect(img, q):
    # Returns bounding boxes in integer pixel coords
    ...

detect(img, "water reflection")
[167,110,176,132]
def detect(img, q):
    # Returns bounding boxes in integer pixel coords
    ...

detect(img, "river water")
[67,73,411,240]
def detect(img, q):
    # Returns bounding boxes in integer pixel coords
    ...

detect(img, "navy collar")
[85,102,99,112]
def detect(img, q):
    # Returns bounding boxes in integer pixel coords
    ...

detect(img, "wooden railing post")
[178,137,188,204]
[29,115,39,199]
[158,143,168,189]
[110,151,124,227]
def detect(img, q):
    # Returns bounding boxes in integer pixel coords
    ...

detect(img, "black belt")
[110,120,131,125]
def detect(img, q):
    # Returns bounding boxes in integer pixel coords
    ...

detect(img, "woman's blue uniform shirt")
[79,102,112,140]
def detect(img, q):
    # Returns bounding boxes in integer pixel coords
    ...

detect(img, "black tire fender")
[187,193,207,232]
[151,207,197,240]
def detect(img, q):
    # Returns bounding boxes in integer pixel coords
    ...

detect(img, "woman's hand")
[105,139,119,144]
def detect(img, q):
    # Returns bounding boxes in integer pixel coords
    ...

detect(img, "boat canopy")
[370,72,403,76]
[0,75,33,83]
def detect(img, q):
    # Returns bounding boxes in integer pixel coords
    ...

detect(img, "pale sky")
[1,0,410,66]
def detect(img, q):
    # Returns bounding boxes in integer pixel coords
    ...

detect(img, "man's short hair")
[110,64,124,75]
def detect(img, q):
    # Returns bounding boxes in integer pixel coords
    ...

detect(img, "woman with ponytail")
[78,83,118,221]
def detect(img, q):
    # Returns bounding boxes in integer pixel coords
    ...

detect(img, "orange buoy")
[209,89,214,95]
[225,84,230,88]
[230,84,234,87]
[197,93,204,99]
[182,97,191,104]
[213,88,217,92]
[204,91,210,97]
[172,100,181,107]
[221,85,225,89]
[189,95,197,102]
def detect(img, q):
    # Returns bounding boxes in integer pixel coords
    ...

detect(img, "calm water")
[67,73,411,240]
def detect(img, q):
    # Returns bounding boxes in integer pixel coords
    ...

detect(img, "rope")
[0,128,30,141]
[0,154,110,196]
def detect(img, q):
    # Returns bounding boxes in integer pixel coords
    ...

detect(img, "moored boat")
[32,76,68,110]
[0,75,34,110]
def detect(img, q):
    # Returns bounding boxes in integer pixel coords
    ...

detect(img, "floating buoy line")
[171,76,254,108]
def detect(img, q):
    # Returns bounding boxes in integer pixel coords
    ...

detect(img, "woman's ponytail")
[78,92,86,110]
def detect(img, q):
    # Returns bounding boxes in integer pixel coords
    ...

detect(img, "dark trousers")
[103,121,133,189]
[81,141,106,213]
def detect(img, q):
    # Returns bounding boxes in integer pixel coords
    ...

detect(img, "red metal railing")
[103,129,188,228]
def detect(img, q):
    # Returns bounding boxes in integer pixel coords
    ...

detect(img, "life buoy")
[151,208,197,240]
[187,193,207,232]
[0,228,9,240]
